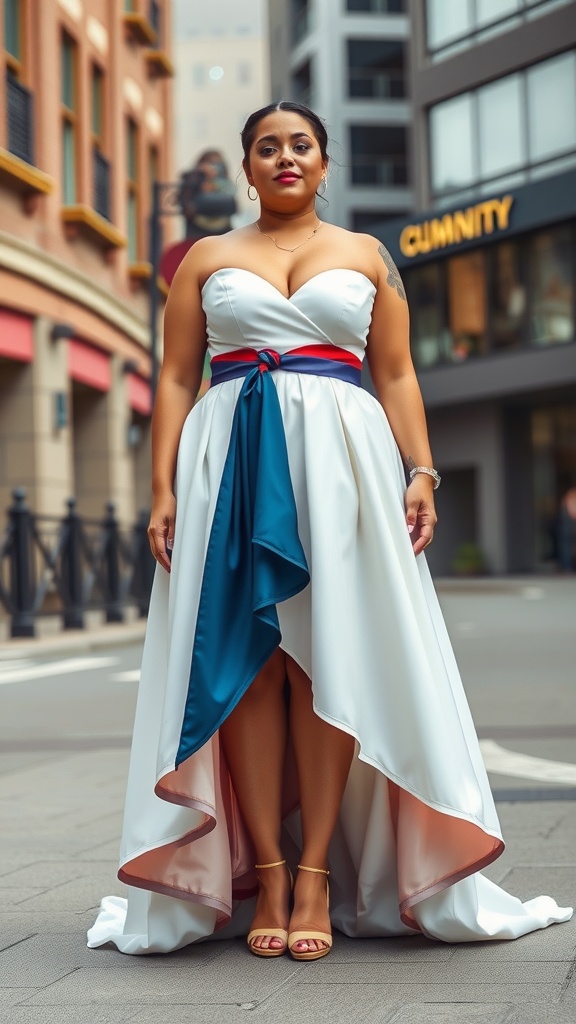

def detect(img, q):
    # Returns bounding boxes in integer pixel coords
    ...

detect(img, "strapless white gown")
[88,268,572,954]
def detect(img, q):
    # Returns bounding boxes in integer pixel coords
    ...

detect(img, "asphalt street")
[0,577,575,1023]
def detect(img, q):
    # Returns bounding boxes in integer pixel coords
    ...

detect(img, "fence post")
[9,488,35,638]
[61,498,84,630]
[131,508,154,617]
[103,501,123,623]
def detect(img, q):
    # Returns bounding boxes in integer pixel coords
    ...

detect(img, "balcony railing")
[348,69,405,100]
[7,72,34,165]
[350,156,408,187]
[93,148,111,221]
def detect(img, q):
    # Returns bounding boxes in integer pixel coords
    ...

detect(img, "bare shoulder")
[170,229,249,291]
[361,232,406,302]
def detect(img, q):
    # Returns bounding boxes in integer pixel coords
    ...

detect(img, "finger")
[148,527,172,573]
[405,501,420,535]
[412,529,434,556]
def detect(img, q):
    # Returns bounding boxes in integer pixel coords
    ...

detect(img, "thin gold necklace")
[255,220,323,253]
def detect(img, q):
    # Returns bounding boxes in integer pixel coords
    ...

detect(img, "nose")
[277,146,294,166]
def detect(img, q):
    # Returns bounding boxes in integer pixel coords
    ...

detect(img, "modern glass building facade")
[374,0,576,575]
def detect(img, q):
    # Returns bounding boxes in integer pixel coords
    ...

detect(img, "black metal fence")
[0,489,155,639]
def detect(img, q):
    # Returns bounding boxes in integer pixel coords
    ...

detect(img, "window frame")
[126,117,140,263]
[61,30,78,206]
[428,52,576,202]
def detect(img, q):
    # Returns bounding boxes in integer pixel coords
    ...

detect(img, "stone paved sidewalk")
[1,579,575,1023]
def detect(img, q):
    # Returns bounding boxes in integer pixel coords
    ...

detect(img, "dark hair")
[241,101,329,164]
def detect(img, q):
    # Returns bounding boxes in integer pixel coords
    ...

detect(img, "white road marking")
[480,739,576,786]
[111,669,140,683]
[521,586,544,600]
[0,656,119,686]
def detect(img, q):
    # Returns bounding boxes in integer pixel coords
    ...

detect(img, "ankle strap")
[298,864,330,875]
[255,859,286,870]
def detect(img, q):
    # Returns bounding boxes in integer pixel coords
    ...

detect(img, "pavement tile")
[21,960,305,1005]
[388,1004,511,1024]
[446,922,576,963]
[0,927,36,953]
[0,990,39,1008]
[498,866,576,908]
[3,1008,139,1024]
[293,961,568,984]
[0,860,109,888]
[506,1007,576,1024]
[13,875,126,914]
[327,934,453,963]
[0,888,48,908]
[284,982,564,1003]
[0,857,45,877]
[248,984,394,1023]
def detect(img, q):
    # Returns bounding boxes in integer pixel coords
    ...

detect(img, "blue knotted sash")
[175,347,360,767]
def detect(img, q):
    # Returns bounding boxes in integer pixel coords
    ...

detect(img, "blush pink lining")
[117,732,504,935]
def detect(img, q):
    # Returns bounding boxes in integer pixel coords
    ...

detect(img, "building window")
[61,32,77,205]
[4,0,22,61]
[349,125,408,186]
[406,223,575,370]
[347,39,405,99]
[292,59,312,107]
[429,51,576,201]
[4,0,36,167]
[291,0,312,45]
[351,210,398,232]
[527,52,576,164]
[126,119,139,262]
[405,262,450,369]
[528,227,574,346]
[346,0,406,11]
[149,145,159,204]
[426,0,573,60]
[91,64,111,221]
[488,240,526,351]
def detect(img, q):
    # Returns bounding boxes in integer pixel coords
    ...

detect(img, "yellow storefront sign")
[399,195,514,258]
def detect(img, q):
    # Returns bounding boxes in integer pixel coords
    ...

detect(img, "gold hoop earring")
[247,184,258,201]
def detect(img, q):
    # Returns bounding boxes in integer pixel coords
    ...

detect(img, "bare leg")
[219,648,290,952]
[286,654,355,954]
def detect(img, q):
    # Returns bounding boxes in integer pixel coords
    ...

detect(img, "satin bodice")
[201,268,377,361]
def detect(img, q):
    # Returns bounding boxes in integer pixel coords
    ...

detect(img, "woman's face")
[244,110,327,207]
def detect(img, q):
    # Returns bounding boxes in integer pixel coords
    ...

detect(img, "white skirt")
[88,374,572,953]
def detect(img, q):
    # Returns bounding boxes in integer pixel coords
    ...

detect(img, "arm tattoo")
[378,244,406,301]
[406,455,416,473]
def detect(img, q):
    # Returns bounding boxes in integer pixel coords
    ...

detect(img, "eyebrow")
[255,132,312,145]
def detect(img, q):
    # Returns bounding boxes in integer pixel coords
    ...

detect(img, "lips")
[274,173,301,182]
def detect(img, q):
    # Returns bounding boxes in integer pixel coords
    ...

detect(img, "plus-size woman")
[88,102,571,958]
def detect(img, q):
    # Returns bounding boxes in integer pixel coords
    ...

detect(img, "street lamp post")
[148,180,184,399]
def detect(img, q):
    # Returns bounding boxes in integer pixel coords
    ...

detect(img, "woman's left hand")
[405,477,437,556]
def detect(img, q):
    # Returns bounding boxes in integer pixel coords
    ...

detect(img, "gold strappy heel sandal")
[247,859,292,958]
[288,865,332,961]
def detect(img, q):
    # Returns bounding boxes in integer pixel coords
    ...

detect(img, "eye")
[258,146,275,156]
[294,143,311,152]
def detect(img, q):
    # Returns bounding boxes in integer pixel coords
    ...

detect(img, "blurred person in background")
[557,484,576,572]
[89,102,572,962]
[179,150,237,239]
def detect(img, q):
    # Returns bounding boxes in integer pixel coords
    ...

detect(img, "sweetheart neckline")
[201,267,377,302]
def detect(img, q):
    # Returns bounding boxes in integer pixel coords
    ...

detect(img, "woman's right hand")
[147,492,176,573]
